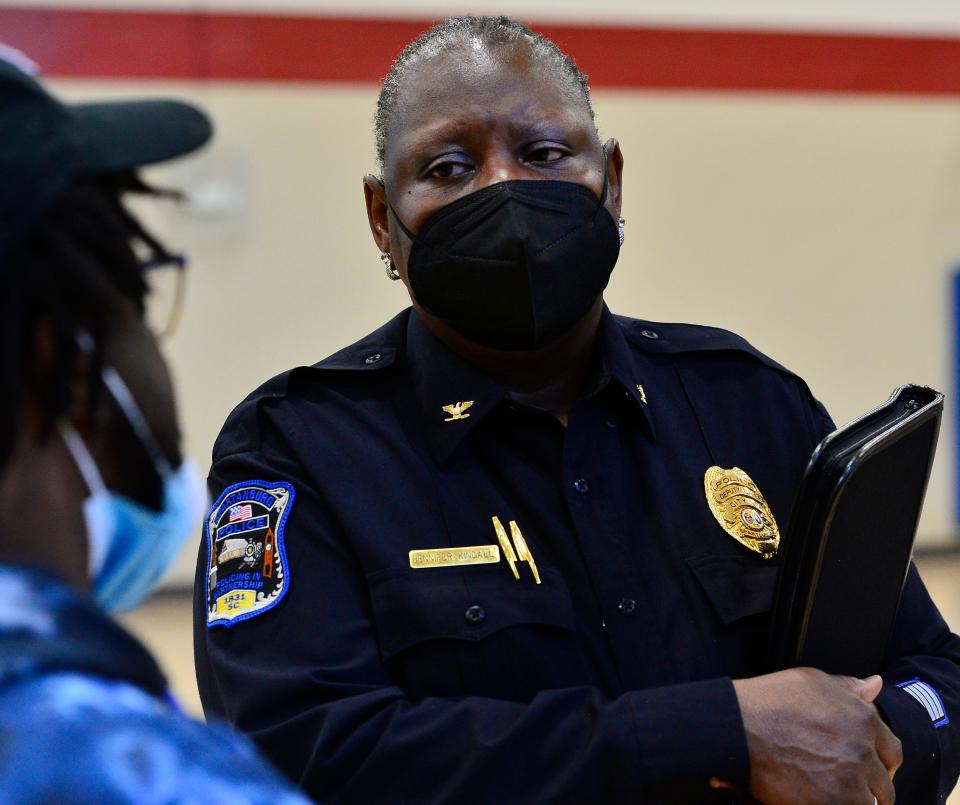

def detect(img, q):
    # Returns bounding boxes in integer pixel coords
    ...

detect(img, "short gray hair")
[374,16,595,170]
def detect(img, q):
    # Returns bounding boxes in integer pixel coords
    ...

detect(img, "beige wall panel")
[52,79,960,587]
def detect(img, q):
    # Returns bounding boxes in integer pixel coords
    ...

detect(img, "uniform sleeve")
[194,405,749,804]
[875,563,960,802]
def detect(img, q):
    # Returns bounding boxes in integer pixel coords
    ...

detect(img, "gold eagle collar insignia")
[442,401,474,422]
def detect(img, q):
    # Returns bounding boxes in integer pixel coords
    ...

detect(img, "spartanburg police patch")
[205,481,294,628]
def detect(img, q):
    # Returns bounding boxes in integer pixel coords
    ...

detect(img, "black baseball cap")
[0,46,213,258]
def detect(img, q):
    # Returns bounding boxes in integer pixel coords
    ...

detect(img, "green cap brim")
[70,98,213,176]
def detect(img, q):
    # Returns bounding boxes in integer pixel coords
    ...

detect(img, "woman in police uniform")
[195,17,960,804]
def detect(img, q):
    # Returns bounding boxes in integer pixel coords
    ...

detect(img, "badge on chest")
[703,466,779,560]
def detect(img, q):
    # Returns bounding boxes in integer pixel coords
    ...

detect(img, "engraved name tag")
[409,545,501,569]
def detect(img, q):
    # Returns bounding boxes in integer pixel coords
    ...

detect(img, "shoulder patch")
[205,481,294,628]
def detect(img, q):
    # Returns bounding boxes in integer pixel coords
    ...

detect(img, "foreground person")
[195,17,960,804]
[0,53,311,803]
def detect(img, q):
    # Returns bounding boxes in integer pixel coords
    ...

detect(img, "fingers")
[858,675,885,702]
[836,674,901,778]
[875,719,904,778]
[837,673,883,702]
[866,753,897,805]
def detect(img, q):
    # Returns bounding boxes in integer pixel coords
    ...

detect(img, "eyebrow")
[400,106,579,153]
[505,113,575,140]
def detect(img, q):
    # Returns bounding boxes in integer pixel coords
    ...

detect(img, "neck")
[418,298,605,423]
[0,427,89,589]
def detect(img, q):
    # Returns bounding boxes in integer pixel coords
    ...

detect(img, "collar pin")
[442,400,474,421]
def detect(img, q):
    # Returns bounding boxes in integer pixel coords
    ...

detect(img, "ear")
[21,318,95,439]
[363,174,392,255]
[19,319,57,439]
[602,138,624,218]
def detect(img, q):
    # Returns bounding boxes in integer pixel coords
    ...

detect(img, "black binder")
[768,384,944,677]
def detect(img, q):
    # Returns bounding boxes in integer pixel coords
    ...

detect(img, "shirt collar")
[592,307,657,439]
[406,306,655,465]
[406,313,506,465]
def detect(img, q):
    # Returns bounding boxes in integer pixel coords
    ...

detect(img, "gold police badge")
[703,466,780,559]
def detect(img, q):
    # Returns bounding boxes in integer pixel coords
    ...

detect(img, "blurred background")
[3,0,960,739]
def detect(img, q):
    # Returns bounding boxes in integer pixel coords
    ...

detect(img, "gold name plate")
[409,545,501,569]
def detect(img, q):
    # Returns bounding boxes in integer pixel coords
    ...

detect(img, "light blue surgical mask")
[58,343,205,613]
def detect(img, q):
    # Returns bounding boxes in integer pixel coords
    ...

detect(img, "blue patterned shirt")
[0,565,313,804]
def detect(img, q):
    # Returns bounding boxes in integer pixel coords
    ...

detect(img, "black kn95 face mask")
[388,176,621,351]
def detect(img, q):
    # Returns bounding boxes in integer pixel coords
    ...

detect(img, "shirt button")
[464,605,486,625]
[640,329,659,340]
[605,417,618,429]
[617,597,637,617]
[364,353,382,365]
[573,478,590,495]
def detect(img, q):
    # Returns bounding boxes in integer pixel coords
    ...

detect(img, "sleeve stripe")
[904,682,937,715]
[916,684,946,721]
[907,685,943,720]
[897,679,948,726]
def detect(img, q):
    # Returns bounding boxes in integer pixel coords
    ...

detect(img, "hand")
[732,668,902,804]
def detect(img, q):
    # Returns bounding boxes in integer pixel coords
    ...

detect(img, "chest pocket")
[686,553,780,676]
[366,565,583,701]
[686,554,778,625]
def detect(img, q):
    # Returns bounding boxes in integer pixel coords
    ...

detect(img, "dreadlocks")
[0,175,176,468]
[374,15,595,170]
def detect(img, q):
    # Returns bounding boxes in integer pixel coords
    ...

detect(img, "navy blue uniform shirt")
[195,307,960,803]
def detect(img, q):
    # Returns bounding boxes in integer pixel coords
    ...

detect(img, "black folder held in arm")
[768,384,944,678]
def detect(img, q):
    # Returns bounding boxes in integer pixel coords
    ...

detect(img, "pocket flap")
[686,554,778,625]
[367,566,575,660]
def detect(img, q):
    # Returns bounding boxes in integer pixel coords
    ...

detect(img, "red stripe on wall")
[3,6,960,94]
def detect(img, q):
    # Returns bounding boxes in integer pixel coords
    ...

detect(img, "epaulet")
[616,315,795,377]
[308,321,402,373]
[309,307,408,373]
[232,309,410,410]
[213,311,410,461]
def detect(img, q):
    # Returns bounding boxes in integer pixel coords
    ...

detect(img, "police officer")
[195,16,960,804]
[0,50,312,803]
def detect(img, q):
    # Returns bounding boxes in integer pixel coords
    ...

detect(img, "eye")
[424,156,474,180]
[526,145,569,164]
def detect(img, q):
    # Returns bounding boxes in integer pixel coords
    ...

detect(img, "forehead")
[385,40,592,160]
